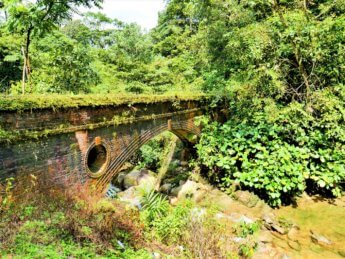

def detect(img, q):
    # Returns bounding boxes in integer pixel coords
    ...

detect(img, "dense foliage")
[0,0,344,206]
[191,0,345,205]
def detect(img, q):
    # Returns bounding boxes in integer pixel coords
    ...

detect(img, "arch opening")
[86,143,109,177]
[95,121,201,189]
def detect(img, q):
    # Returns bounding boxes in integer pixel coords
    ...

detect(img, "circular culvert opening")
[86,143,109,177]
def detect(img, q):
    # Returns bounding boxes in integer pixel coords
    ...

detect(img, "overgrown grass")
[1,175,263,258]
[0,177,151,258]
[0,92,209,111]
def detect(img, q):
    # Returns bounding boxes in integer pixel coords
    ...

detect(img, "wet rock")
[310,230,332,247]
[263,213,287,235]
[233,190,260,208]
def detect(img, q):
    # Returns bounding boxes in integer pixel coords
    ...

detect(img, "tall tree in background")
[4,0,103,94]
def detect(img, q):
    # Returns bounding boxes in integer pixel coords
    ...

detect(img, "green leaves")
[197,105,345,206]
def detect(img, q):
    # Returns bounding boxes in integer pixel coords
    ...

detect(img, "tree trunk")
[21,47,26,95]
[21,27,33,94]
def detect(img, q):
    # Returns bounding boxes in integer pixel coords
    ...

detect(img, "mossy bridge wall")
[0,99,207,191]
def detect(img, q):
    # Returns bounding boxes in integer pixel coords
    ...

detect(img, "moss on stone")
[0,93,208,111]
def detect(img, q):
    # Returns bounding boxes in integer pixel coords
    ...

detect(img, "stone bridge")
[0,95,211,192]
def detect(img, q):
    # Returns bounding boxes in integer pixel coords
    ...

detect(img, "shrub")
[140,190,169,224]
[197,95,345,206]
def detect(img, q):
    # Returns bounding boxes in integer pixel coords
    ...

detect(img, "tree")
[4,0,103,94]
[31,31,99,94]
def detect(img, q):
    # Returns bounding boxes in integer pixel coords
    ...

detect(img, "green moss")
[0,93,209,111]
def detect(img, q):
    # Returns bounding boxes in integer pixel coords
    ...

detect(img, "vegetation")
[0,0,344,256]
[0,93,207,111]
[191,0,345,206]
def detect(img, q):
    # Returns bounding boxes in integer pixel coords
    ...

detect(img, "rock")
[123,170,141,189]
[258,230,273,244]
[169,197,179,205]
[288,240,301,251]
[118,187,141,208]
[310,230,332,247]
[228,213,255,224]
[179,180,186,186]
[118,162,134,172]
[170,180,210,201]
[123,169,157,190]
[287,227,299,241]
[137,171,156,189]
[233,190,260,208]
[232,237,245,243]
[159,183,172,194]
[215,212,256,225]
[253,242,283,259]
[116,172,126,188]
[263,213,287,235]
[209,189,236,209]
[152,252,161,259]
[170,186,182,197]
[194,189,207,203]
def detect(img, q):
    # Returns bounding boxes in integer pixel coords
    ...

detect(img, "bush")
[197,94,345,206]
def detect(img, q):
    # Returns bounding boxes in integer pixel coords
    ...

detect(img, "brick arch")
[93,119,201,191]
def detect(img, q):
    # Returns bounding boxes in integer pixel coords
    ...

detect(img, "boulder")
[170,180,210,201]
[123,169,157,190]
[123,170,141,189]
[233,190,260,208]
